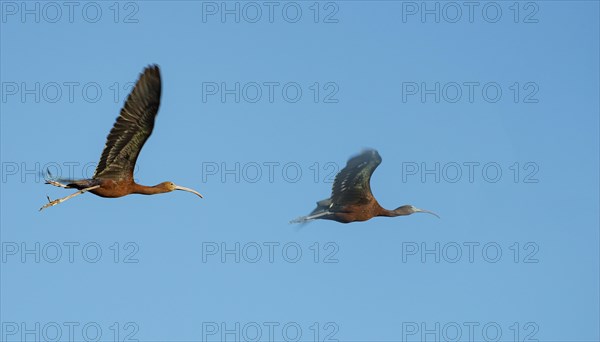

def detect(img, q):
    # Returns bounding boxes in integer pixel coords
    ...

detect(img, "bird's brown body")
[65,179,177,198]
[40,65,202,211]
[94,181,173,198]
[291,149,438,224]
[328,202,403,223]
[326,204,382,223]
[93,180,143,198]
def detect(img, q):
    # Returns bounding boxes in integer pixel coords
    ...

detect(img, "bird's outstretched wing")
[330,149,382,206]
[94,65,161,180]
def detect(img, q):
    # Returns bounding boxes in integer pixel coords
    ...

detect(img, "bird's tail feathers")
[44,170,100,189]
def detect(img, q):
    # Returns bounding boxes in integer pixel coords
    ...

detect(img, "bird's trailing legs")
[39,185,100,211]
[44,169,70,189]
[45,179,70,188]
[289,211,331,224]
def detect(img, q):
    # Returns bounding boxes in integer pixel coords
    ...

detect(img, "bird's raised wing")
[94,65,161,180]
[330,149,382,206]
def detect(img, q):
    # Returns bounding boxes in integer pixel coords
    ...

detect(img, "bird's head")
[394,205,439,218]
[158,181,203,198]
[361,148,382,163]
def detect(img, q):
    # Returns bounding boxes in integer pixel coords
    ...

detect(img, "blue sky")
[1,1,598,341]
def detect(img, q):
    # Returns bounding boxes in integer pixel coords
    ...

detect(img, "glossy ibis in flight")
[290,149,438,224]
[40,65,202,211]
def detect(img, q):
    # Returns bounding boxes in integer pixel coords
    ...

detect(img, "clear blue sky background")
[1,1,599,341]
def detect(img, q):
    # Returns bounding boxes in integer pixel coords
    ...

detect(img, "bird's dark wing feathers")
[330,149,382,206]
[94,65,161,180]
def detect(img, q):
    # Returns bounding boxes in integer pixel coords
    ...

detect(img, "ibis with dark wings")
[40,65,203,211]
[290,149,439,224]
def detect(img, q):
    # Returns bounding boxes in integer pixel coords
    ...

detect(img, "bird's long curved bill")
[174,185,203,198]
[415,208,440,218]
